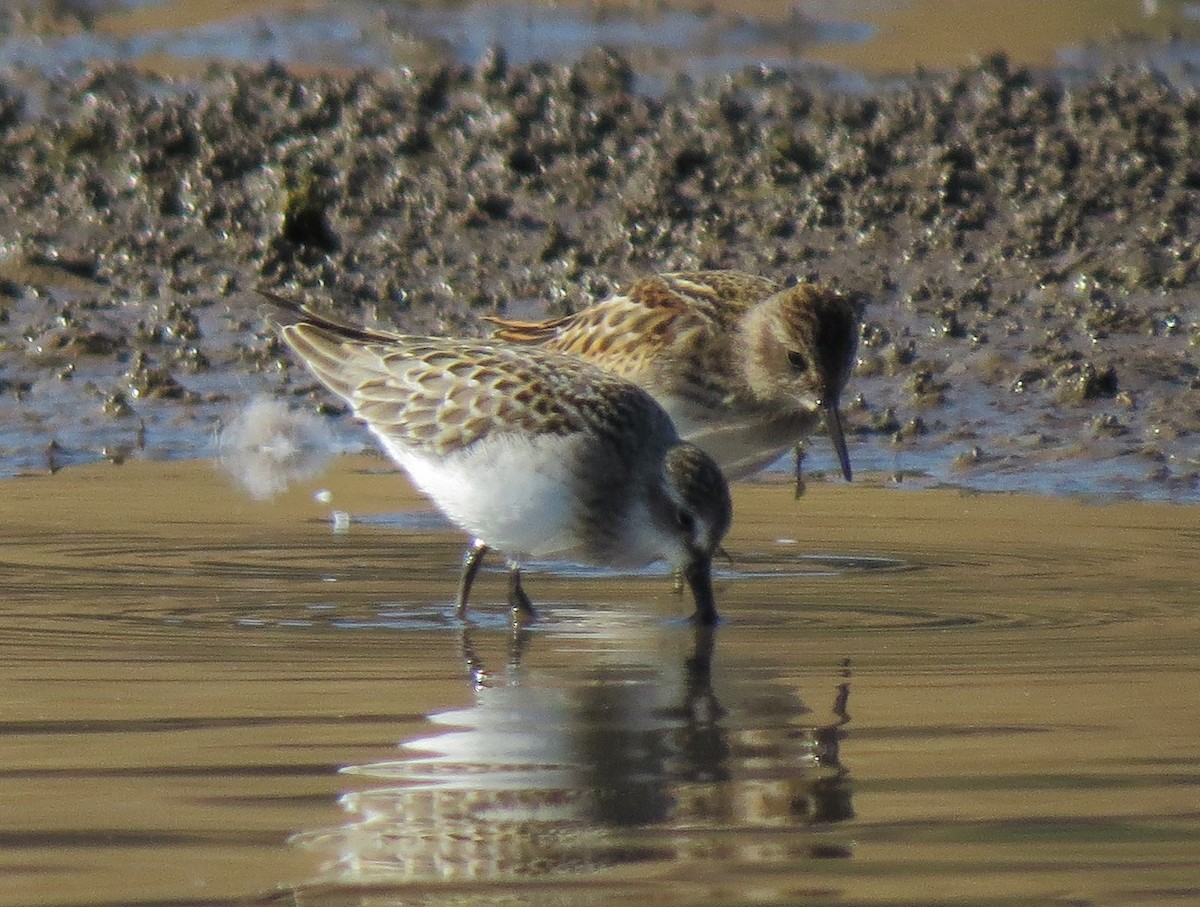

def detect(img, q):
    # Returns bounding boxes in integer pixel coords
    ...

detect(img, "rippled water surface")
[2,458,1198,906]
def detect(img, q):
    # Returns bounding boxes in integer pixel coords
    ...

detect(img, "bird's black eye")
[676,510,695,534]
[787,350,809,371]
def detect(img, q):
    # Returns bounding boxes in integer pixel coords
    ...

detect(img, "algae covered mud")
[0,6,1199,497]
[2,458,1198,906]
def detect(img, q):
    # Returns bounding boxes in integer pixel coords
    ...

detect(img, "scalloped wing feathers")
[281,322,675,460]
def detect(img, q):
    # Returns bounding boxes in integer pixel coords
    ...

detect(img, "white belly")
[380,433,578,559]
[375,430,675,567]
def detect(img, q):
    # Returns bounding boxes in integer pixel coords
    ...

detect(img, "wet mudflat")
[2,457,1197,906]
[3,12,1200,496]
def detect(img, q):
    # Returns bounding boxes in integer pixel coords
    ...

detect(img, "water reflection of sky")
[0,3,872,77]
[0,16,386,72]
[403,2,873,65]
[6,0,1199,78]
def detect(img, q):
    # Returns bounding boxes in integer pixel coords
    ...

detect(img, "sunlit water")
[2,457,1198,906]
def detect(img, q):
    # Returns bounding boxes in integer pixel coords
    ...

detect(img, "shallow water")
[7,0,1200,81]
[3,457,1198,906]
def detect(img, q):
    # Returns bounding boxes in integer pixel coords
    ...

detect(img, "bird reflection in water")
[293,624,853,888]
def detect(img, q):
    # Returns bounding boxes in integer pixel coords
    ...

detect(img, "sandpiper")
[262,291,733,625]
[487,270,859,483]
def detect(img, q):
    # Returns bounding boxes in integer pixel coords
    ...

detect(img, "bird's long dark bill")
[684,557,719,626]
[824,404,853,482]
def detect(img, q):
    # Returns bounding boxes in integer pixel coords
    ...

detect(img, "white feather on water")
[217,397,338,500]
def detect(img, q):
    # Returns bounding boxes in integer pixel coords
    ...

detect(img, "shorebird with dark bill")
[262,291,733,626]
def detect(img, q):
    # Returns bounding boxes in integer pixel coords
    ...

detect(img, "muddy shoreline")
[0,48,1198,499]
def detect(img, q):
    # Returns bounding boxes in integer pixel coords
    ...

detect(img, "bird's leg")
[507,563,536,625]
[456,541,489,619]
[793,441,807,499]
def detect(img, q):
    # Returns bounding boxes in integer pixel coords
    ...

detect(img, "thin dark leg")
[456,541,489,619]
[793,441,807,499]
[507,564,536,625]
